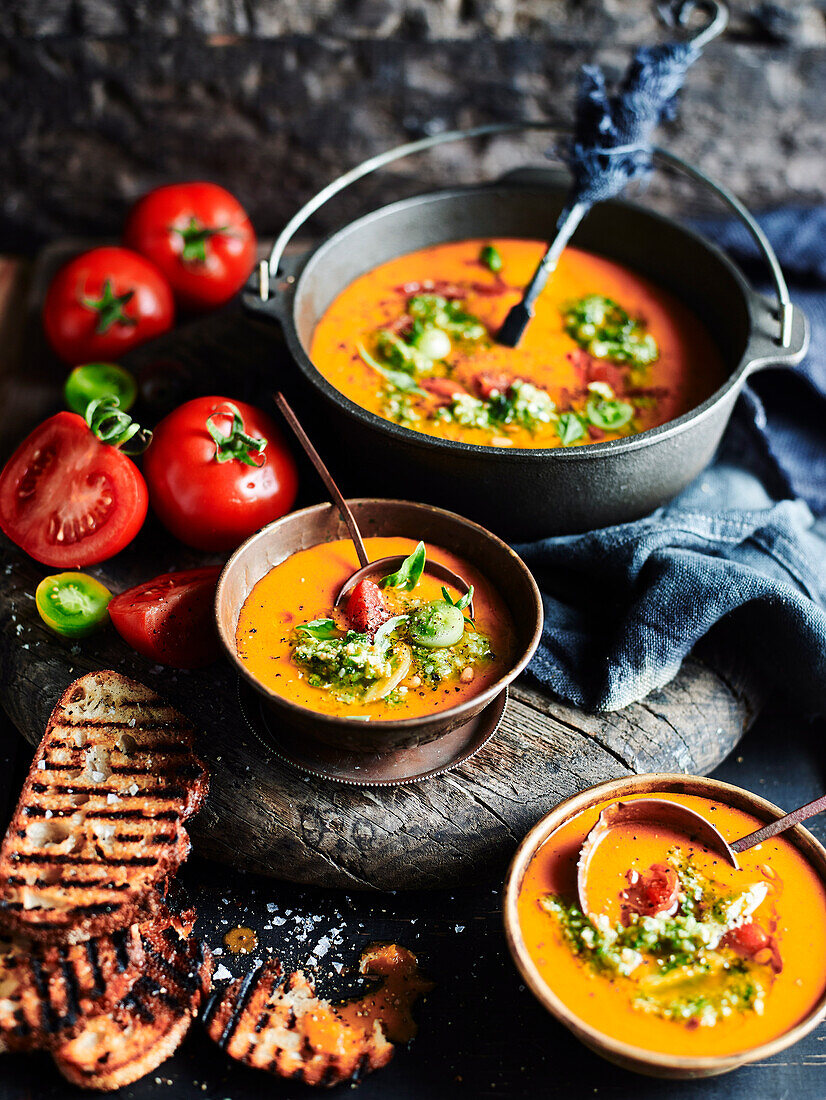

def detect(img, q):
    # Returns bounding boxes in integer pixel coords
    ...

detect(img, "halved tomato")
[0,412,148,567]
[108,566,222,669]
[621,864,680,918]
[345,578,389,635]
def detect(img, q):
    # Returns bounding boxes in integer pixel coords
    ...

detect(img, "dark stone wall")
[1,1,824,252]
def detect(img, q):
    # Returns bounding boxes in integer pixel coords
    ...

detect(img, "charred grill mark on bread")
[51,909,213,1091]
[0,924,145,1051]
[203,960,395,1088]
[0,672,208,944]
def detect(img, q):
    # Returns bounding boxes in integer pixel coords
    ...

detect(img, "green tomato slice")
[64,363,138,416]
[35,572,112,638]
[408,600,466,649]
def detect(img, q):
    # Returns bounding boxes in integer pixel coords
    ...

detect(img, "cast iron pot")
[245,124,809,540]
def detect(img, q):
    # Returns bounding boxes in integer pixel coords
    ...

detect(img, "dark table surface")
[1,697,825,1100]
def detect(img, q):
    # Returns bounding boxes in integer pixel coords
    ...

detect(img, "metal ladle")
[272,392,473,611]
[576,792,826,917]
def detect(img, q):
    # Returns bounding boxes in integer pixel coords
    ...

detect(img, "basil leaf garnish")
[480,244,503,273]
[295,618,338,641]
[441,584,474,611]
[380,541,426,591]
[357,343,425,395]
[557,412,586,446]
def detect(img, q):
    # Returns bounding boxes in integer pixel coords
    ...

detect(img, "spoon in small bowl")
[576,792,826,917]
[272,392,474,611]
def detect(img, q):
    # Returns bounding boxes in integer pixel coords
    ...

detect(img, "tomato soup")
[310,239,726,449]
[517,791,826,1057]
[235,536,513,721]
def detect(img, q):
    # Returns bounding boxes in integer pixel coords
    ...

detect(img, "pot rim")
[502,772,826,1075]
[277,182,807,463]
[214,497,543,731]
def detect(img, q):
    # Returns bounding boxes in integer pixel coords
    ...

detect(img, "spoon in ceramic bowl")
[576,792,826,917]
[272,392,474,612]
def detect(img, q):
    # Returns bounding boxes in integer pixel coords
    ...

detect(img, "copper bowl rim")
[502,772,826,1077]
[214,497,543,732]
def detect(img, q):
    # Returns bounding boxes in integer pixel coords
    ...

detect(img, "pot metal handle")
[252,123,794,351]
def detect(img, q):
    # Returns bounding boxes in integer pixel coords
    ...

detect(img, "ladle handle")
[732,792,826,853]
[273,392,369,568]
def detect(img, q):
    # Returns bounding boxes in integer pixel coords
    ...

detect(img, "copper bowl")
[215,498,542,753]
[503,773,826,1079]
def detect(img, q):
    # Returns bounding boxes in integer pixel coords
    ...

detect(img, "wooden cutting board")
[0,255,759,889]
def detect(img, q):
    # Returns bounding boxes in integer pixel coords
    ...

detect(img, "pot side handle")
[744,298,809,375]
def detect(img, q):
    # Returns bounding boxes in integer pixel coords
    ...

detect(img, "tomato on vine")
[143,396,298,552]
[0,401,150,567]
[43,247,174,365]
[124,183,257,312]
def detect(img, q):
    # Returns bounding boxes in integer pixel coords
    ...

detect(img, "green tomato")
[586,397,634,431]
[408,600,465,649]
[35,572,112,638]
[64,362,137,416]
[413,327,452,360]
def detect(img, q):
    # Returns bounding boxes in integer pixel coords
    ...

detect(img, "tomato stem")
[81,279,137,335]
[85,397,152,454]
[174,217,231,264]
[206,403,267,467]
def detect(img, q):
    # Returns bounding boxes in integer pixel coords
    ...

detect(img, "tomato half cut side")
[0,412,148,568]
[36,572,112,638]
[621,863,680,919]
[108,566,222,669]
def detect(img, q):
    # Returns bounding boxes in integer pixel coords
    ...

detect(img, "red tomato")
[345,579,389,635]
[722,921,771,957]
[474,371,514,399]
[43,247,174,365]
[124,183,257,312]
[143,396,298,552]
[109,567,222,669]
[621,864,680,918]
[419,377,470,406]
[0,412,147,568]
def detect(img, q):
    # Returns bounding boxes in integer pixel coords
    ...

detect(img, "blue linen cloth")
[516,207,826,713]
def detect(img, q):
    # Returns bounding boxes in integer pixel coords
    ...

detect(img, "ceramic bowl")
[503,772,826,1078]
[215,498,542,753]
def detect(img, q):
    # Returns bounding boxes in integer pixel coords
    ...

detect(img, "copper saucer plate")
[237,677,507,787]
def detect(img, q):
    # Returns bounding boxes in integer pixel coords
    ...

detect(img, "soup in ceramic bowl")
[505,781,826,1075]
[235,536,514,722]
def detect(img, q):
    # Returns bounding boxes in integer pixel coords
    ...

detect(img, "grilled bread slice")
[204,944,431,1088]
[0,924,145,1053]
[0,671,208,944]
[204,961,393,1087]
[52,910,212,1090]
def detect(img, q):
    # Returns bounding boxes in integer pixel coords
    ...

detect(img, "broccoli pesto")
[540,853,775,1028]
[290,543,494,707]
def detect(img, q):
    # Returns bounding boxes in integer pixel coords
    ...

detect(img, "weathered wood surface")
[0,540,755,888]
[0,255,760,888]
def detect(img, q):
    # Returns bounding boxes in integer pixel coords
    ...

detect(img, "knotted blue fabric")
[563,42,698,207]
[516,208,826,713]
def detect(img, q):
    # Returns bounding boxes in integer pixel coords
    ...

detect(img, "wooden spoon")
[272,392,473,610]
[576,793,826,917]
